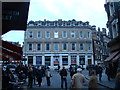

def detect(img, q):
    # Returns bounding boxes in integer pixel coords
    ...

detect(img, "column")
[25,56,28,65]
[51,56,54,69]
[59,55,62,69]
[68,55,71,66]
[42,56,45,65]
[85,55,88,67]
[91,54,94,64]
[77,55,79,66]
[33,56,36,65]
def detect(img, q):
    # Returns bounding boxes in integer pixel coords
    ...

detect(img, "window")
[71,31,75,38]
[80,43,84,50]
[54,31,58,38]
[54,43,59,51]
[28,56,33,64]
[46,43,50,51]
[79,56,85,65]
[72,43,76,50]
[46,31,50,38]
[88,43,91,50]
[36,56,42,65]
[29,31,33,38]
[62,31,67,38]
[71,56,77,64]
[63,43,67,50]
[28,43,32,50]
[37,31,41,38]
[80,31,83,38]
[37,43,41,50]
[87,32,90,38]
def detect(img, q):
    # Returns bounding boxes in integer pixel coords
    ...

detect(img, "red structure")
[0,40,22,64]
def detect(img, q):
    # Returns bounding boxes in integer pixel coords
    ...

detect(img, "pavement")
[22,69,114,89]
[82,70,115,89]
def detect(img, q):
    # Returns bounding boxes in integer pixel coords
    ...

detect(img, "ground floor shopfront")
[25,53,94,69]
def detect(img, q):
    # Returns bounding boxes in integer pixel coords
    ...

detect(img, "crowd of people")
[2,63,120,89]
[2,64,52,89]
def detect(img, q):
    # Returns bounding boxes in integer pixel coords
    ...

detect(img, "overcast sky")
[2,0,108,45]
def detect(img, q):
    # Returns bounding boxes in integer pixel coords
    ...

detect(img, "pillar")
[68,55,71,66]
[77,55,79,66]
[51,56,54,69]
[59,55,62,69]
[33,56,36,65]
[42,56,45,65]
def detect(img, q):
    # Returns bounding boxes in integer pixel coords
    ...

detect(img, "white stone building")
[23,19,94,69]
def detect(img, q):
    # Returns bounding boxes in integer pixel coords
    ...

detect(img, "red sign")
[54,61,59,64]
[71,61,76,63]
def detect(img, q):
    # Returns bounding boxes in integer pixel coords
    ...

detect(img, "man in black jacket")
[60,67,67,89]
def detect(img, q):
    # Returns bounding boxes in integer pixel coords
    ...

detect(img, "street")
[23,70,112,90]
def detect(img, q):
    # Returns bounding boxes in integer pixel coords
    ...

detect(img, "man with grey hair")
[70,68,86,89]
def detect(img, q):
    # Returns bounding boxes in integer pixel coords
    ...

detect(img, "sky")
[2,0,108,45]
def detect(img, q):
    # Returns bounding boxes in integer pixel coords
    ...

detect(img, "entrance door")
[62,56,68,65]
[88,59,92,64]
[45,56,51,66]
[28,56,33,65]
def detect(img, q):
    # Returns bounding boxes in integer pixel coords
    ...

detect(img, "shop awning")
[112,53,120,62]
[104,50,120,62]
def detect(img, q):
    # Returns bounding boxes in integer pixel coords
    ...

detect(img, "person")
[96,64,103,81]
[32,65,37,85]
[70,68,86,89]
[45,69,52,86]
[36,67,43,87]
[88,70,98,90]
[70,67,76,78]
[58,65,60,72]
[105,66,111,81]
[27,68,34,88]
[115,68,120,90]
[60,67,67,89]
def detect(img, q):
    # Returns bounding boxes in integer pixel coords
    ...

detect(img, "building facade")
[92,27,110,65]
[104,0,120,78]
[23,19,94,69]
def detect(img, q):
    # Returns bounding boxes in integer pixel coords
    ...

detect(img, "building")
[1,40,23,65]
[6,41,21,47]
[104,0,120,78]
[23,19,94,69]
[92,27,110,65]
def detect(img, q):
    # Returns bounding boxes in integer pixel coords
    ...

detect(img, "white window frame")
[62,43,67,51]
[71,43,76,51]
[71,31,75,38]
[54,43,59,51]
[37,43,41,51]
[54,31,58,38]
[87,32,90,38]
[62,31,67,38]
[45,43,50,51]
[80,43,84,50]
[79,31,83,38]
[37,31,41,38]
[29,31,33,38]
[28,43,33,51]
[46,31,50,38]
[88,43,91,50]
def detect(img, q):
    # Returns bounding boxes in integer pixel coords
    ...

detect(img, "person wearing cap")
[70,68,86,89]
